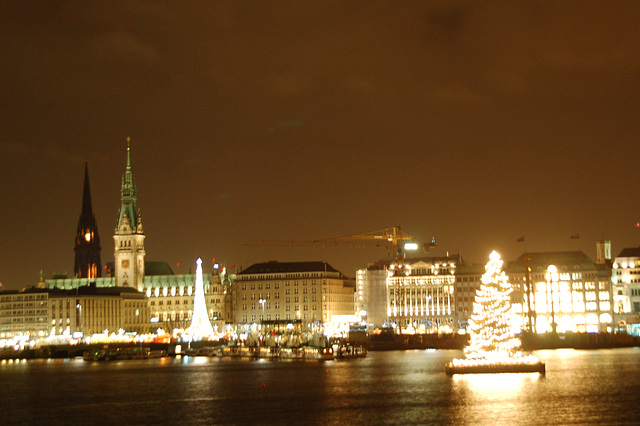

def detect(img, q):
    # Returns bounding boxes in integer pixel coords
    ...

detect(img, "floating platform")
[445,361,545,375]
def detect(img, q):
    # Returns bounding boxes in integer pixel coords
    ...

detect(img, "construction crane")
[246,226,436,265]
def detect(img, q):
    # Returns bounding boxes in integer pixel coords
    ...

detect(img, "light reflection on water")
[1,348,640,425]
[450,372,541,425]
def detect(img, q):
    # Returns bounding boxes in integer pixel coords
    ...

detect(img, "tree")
[464,251,520,362]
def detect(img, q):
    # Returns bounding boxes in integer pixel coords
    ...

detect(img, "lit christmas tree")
[446,251,544,374]
[464,250,520,362]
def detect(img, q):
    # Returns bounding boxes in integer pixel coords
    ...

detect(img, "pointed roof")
[81,162,93,219]
[76,162,99,236]
[116,137,141,233]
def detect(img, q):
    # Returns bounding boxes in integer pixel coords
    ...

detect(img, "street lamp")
[546,265,558,335]
[258,299,265,325]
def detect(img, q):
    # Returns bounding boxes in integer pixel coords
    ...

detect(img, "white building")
[507,251,613,333]
[611,246,640,319]
[234,261,355,328]
[386,255,460,332]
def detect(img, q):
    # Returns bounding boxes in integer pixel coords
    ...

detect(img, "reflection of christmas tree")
[464,250,520,362]
[447,251,544,374]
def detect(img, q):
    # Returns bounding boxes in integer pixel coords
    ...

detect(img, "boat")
[83,349,117,361]
[278,347,303,360]
[258,346,279,359]
[195,347,218,357]
[239,346,258,359]
[445,360,545,375]
[147,349,167,359]
[336,344,367,359]
[221,346,241,357]
[302,346,335,361]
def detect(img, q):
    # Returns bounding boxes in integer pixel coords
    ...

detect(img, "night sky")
[1,1,640,290]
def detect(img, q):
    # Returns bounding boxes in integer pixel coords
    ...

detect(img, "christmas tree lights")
[186,258,214,337]
[446,251,544,374]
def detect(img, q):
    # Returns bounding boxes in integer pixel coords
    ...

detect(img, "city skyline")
[2,2,640,289]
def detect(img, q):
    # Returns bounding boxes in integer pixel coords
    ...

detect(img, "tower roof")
[116,138,142,233]
[81,162,93,219]
[77,162,99,232]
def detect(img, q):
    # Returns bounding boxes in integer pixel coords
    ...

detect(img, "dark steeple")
[74,162,102,279]
[82,161,94,219]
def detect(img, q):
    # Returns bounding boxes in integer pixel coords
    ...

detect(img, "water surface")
[2,348,639,424]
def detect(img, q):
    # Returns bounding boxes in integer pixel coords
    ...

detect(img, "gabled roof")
[508,251,596,273]
[238,261,341,275]
[616,247,640,258]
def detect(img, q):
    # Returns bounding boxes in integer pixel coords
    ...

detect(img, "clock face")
[121,259,130,268]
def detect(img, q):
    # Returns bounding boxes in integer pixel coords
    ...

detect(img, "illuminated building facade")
[144,263,233,332]
[0,290,49,338]
[0,286,148,338]
[234,261,355,328]
[356,263,389,327]
[611,246,640,319]
[507,251,613,333]
[74,163,102,279]
[386,255,460,332]
[45,140,233,334]
[453,263,485,330]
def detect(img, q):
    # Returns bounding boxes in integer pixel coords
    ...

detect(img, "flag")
[570,233,580,239]
[516,236,525,242]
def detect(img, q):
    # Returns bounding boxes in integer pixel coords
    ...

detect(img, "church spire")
[75,162,101,279]
[82,162,94,219]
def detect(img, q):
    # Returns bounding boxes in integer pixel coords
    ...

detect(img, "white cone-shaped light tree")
[187,258,214,337]
[450,250,542,369]
[464,250,520,362]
